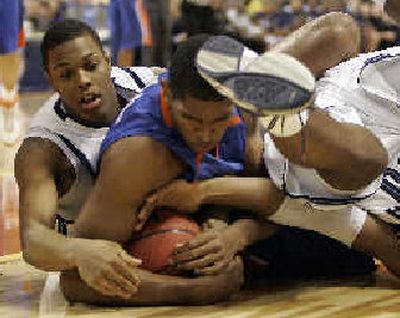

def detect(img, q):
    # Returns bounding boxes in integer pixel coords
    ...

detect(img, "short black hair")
[41,19,104,71]
[169,34,225,102]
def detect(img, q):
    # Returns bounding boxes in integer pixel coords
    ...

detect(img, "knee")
[320,12,361,57]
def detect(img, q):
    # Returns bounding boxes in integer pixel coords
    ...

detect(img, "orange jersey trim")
[160,88,173,128]
[17,29,25,48]
[230,115,241,125]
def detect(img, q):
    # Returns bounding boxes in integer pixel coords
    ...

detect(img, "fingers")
[94,278,135,299]
[173,232,217,256]
[176,253,224,272]
[119,250,142,268]
[172,240,221,264]
[103,268,138,296]
[135,196,158,231]
[85,253,141,299]
[114,253,142,286]
[196,259,229,275]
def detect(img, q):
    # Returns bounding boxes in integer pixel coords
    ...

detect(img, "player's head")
[162,35,234,153]
[41,19,117,126]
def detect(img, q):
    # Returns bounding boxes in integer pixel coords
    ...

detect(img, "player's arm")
[68,138,247,303]
[271,108,388,191]
[15,138,141,299]
[60,256,243,306]
[74,136,184,242]
[353,214,400,278]
[272,12,360,77]
[385,0,400,23]
[15,138,79,271]
[136,177,285,227]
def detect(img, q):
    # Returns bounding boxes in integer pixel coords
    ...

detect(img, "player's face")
[171,96,234,153]
[46,35,117,126]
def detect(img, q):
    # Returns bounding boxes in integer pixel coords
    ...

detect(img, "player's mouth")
[80,93,102,110]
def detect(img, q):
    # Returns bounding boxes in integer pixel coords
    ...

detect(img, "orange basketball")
[126,211,200,273]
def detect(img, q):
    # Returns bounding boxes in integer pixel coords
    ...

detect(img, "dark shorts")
[242,225,376,282]
[55,214,74,236]
[198,207,376,281]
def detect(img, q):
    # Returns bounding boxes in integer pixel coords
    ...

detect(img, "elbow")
[322,12,361,58]
[362,148,388,183]
[21,230,36,267]
[22,248,33,266]
[22,245,41,269]
[347,146,388,189]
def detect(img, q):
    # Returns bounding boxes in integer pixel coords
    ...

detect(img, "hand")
[73,239,142,299]
[135,180,203,231]
[170,229,236,275]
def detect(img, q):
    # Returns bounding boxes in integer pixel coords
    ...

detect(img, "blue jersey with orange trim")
[100,82,246,181]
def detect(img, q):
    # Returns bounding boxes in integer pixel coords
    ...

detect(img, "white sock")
[1,87,17,101]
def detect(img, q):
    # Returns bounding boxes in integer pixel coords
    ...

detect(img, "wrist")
[222,223,248,254]
[64,238,86,269]
[198,180,211,205]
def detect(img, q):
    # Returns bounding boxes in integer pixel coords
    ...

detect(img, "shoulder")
[15,137,69,179]
[101,136,173,167]
[111,66,158,91]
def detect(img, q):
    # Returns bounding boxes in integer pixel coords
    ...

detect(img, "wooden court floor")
[0,92,400,317]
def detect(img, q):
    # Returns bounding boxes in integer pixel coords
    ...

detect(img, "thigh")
[243,226,376,281]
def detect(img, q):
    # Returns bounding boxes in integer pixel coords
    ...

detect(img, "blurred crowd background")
[19,0,400,91]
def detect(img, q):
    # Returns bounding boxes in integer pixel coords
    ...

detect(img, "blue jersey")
[0,0,20,54]
[100,82,246,181]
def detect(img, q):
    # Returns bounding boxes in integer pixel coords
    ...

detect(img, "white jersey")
[25,66,158,221]
[265,48,400,246]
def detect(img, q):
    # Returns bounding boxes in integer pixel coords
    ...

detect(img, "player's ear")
[104,53,112,69]
[45,71,60,93]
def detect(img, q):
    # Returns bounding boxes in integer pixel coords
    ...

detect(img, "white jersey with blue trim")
[316,47,400,224]
[264,48,400,246]
[25,66,158,221]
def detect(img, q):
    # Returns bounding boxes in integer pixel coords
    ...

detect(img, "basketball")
[126,211,200,273]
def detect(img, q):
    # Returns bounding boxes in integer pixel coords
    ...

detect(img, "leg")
[244,225,376,281]
[353,215,400,278]
[60,257,244,306]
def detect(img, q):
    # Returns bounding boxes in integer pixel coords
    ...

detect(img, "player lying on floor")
[58,13,380,305]
[137,35,400,280]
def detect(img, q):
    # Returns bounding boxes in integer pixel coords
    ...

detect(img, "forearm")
[272,12,360,77]
[271,109,388,190]
[199,177,284,217]
[60,266,240,306]
[22,220,79,271]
